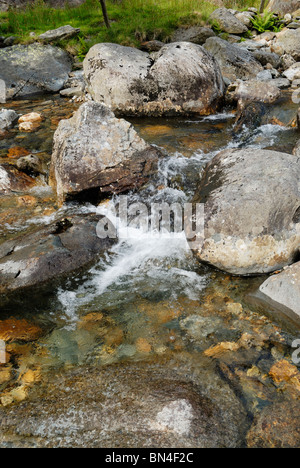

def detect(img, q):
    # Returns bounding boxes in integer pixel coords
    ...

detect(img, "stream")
[0,93,299,447]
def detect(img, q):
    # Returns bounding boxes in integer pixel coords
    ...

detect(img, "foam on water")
[55,119,294,326]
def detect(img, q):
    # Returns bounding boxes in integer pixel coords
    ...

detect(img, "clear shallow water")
[0,97,300,444]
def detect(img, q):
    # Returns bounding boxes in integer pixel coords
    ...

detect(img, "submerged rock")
[191,148,300,275]
[204,37,263,82]
[0,44,72,99]
[0,213,116,293]
[0,355,248,447]
[50,101,162,203]
[84,42,224,116]
[257,262,300,323]
[247,401,300,448]
[233,93,299,132]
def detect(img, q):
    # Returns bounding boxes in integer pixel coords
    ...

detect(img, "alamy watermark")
[0,79,6,104]
[292,340,300,365]
[96,196,205,250]
[292,82,300,105]
[0,340,6,364]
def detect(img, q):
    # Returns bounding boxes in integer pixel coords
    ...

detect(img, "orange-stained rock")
[17,195,37,206]
[136,337,152,354]
[0,366,12,385]
[19,368,41,385]
[19,121,40,132]
[204,341,240,358]
[18,113,42,124]
[269,359,299,383]
[7,147,30,159]
[138,300,184,325]
[0,318,43,343]
[105,328,124,347]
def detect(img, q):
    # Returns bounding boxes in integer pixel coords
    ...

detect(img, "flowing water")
[0,94,300,447]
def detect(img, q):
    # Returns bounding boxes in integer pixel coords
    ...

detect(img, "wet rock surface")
[0,355,249,448]
[0,44,72,99]
[191,148,300,275]
[247,401,300,448]
[258,262,300,322]
[0,164,36,193]
[50,101,162,203]
[0,213,116,293]
[84,42,224,116]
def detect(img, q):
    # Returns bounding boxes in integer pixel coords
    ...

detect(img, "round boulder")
[84,42,224,116]
[190,148,300,275]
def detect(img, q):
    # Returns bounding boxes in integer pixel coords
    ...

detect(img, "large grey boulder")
[267,0,300,15]
[50,101,162,203]
[258,262,300,323]
[272,28,300,61]
[209,8,248,34]
[191,148,300,275]
[0,213,115,294]
[0,356,248,447]
[84,42,224,116]
[39,25,80,42]
[204,37,263,82]
[0,44,72,98]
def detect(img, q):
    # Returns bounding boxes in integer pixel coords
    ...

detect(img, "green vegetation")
[250,11,284,33]
[0,0,260,59]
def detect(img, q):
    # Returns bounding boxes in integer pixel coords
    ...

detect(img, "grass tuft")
[0,0,260,59]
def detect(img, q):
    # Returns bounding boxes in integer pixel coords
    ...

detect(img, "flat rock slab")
[0,356,248,448]
[0,44,72,99]
[191,148,300,275]
[39,25,80,42]
[0,213,116,293]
